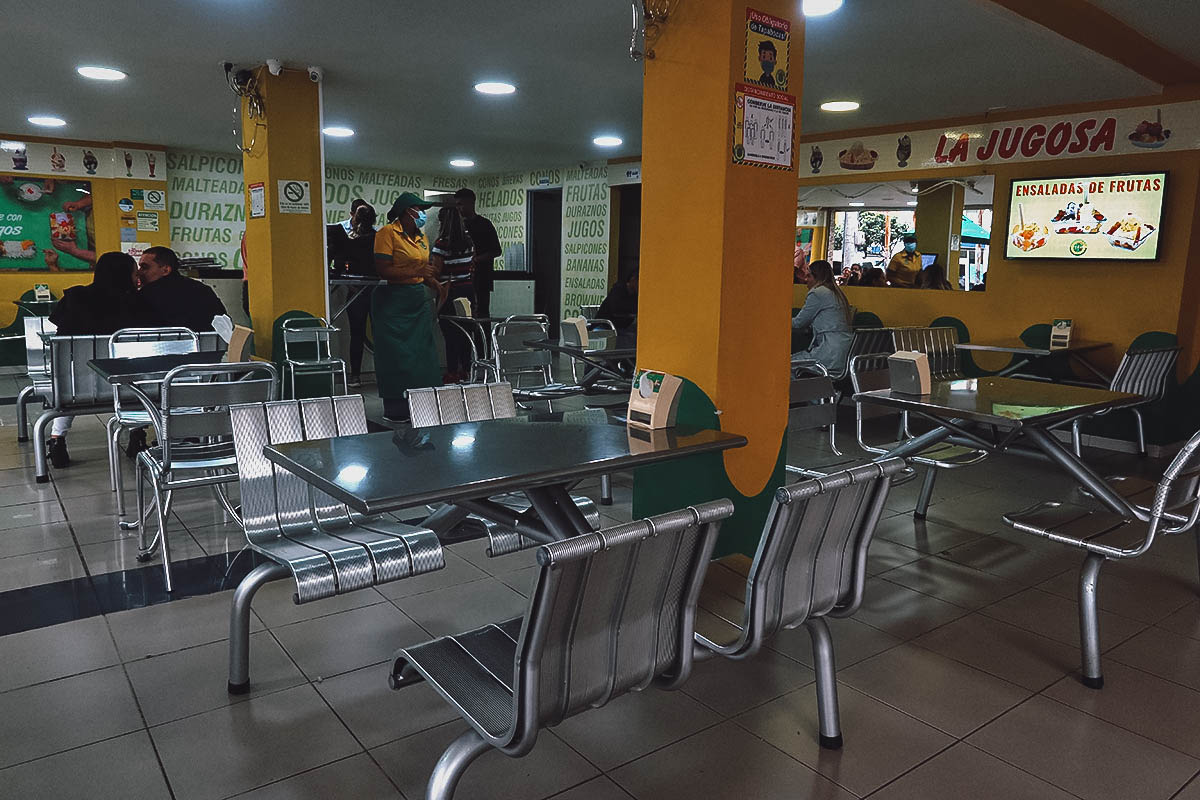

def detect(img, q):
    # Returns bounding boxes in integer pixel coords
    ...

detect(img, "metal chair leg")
[600,474,613,506]
[227,561,290,694]
[1072,420,1083,458]
[123,457,151,531]
[1132,408,1147,458]
[914,467,938,519]
[152,483,173,593]
[806,617,843,749]
[16,385,34,442]
[32,410,54,483]
[107,416,120,493]
[828,420,843,457]
[1079,552,1106,689]
[427,729,493,800]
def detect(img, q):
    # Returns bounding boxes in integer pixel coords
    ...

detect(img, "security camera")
[266,59,283,76]
[307,65,324,83]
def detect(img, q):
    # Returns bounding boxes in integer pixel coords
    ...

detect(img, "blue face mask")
[413,210,427,229]
[760,60,775,75]
[904,242,917,254]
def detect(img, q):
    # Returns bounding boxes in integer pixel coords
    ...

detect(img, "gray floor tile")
[0,481,61,508]
[980,587,1146,648]
[373,549,488,600]
[941,532,1080,584]
[1108,625,1200,692]
[611,720,854,800]
[273,602,428,680]
[854,578,970,640]
[736,683,954,796]
[372,721,599,800]
[867,742,1077,800]
[126,631,305,726]
[0,545,87,593]
[1156,600,1200,641]
[0,521,76,558]
[0,665,143,769]
[108,589,262,661]
[548,776,634,800]
[873,514,986,554]
[450,536,540,576]
[0,731,171,800]
[552,686,721,771]
[682,647,814,717]
[151,684,360,800]
[185,521,245,556]
[315,663,459,749]
[391,577,528,638]
[840,643,1031,737]
[969,696,1198,800]
[880,556,1025,610]
[0,615,119,693]
[866,537,924,576]
[1176,775,1200,800]
[914,613,1077,691]
[767,616,902,669]
[498,563,539,596]
[0,500,64,532]
[1037,557,1195,624]
[230,753,401,800]
[79,528,206,576]
[249,579,387,629]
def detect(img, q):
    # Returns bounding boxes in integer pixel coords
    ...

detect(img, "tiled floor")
[1,389,1200,799]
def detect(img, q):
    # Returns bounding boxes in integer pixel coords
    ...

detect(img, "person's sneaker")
[125,428,148,460]
[47,436,70,469]
[348,374,362,388]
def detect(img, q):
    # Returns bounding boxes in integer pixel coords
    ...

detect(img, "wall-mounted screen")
[1006,172,1166,261]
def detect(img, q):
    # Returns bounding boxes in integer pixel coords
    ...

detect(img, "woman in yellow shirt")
[372,192,442,421]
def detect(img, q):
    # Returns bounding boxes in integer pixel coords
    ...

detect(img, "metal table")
[13,299,57,317]
[855,377,1142,517]
[524,338,636,390]
[88,351,228,385]
[328,275,386,322]
[264,416,746,542]
[956,339,1112,382]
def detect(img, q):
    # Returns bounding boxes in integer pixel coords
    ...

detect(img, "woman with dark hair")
[791,259,853,372]
[328,202,378,386]
[916,260,954,290]
[45,251,138,467]
[431,205,475,382]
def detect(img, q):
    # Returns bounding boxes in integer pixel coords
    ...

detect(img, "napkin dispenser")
[453,297,472,317]
[34,283,51,302]
[1050,318,1073,350]
[888,351,931,395]
[563,316,589,346]
[627,370,683,430]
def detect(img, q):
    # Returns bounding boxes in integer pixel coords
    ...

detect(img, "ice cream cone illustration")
[123,151,133,177]
[146,152,156,177]
[49,147,65,173]
[82,149,98,175]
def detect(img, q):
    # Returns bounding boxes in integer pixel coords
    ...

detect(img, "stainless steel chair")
[389,499,733,800]
[785,362,848,478]
[226,394,444,694]
[16,316,54,443]
[891,326,966,380]
[106,327,201,515]
[483,316,582,409]
[1003,427,1200,689]
[1066,346,1179,458]
[850,352,989,517]
[406,382,602,552]
[695,458,905,749]
[129,362,278,591]
[280,316,348,399]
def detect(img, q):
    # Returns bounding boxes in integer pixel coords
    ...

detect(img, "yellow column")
[240,70,327,356]
[914,180,965,284]
[635,0,800,554]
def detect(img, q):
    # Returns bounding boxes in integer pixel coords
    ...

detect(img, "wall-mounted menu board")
[1006,172,1166,261]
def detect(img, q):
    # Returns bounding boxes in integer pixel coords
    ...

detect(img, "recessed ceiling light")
[848,202,865,207]
[322,126,354,137]
[803,0,843,16]
[907,201,918,206]
[0,141,24,152]
[77,65,126,81]
[474,81,516,95]
[593,135,623,147]
[449,159,475,168]
[819,100,859,112]
[27,116,66,127]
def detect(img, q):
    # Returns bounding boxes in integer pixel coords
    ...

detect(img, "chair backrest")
[491,317,553,385]
[109,327,199,359]
[580,304,601,320]
[1110,346,1179,401]
[24,316,54,377]
[852,310,883,328]
[848,327,895,363]
[891,326,962,380]
[506,500,732,746]
[408,383,516,428]
[48,335,110,409]
[282,317,337,362]
[788,370,837,432]
[155,362,277,466]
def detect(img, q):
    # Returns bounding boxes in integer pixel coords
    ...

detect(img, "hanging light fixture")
[630,0,684,61]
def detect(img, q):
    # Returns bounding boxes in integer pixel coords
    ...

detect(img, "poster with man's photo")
[0,176,95,271]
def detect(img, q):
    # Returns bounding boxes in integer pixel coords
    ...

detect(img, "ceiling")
[1,1,1197,175]
[798,176,996,209]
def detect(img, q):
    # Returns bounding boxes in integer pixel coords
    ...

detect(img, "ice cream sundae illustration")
[1128,109,1170,149]
[82,150,98,175]
[897,135,912,167]
[146,152,156,177]
[49,147,65,173]
[810,146,823,174]
[11,145,28,171]
[123,151,133,177]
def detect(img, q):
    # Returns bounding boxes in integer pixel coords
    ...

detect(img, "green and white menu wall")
[164,150,631,317]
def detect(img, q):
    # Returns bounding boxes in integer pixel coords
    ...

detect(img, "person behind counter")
[886,233,922,288]
[431,206,475,382]
[135,246,226,331]
[598,269,638,335]
[791,259,852,372]
[328,203,378,386]
[373,192,441,422]
[455,188,501,318]
[46,251,139,468]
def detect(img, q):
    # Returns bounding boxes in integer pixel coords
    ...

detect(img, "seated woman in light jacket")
[791,259,852,373]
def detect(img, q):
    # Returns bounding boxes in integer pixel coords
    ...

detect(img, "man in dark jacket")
[135,246,226,331]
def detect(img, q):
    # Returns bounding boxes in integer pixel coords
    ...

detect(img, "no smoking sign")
[276,180,312,214]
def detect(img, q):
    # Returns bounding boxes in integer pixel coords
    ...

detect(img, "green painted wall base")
[631,378,785,558]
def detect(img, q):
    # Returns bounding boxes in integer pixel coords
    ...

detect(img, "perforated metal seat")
[390,500,733,800]
[16,316,54,443]
[280,316,348,399]
[226,393,445,694]
[891,326,967,380]
[407,382,602,552]
[481,316,583,409]
[1063,345,1179,457]
[1002,428,1200,689]
[695,459,905,749]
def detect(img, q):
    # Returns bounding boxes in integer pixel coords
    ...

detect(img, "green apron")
[370,283,441,399]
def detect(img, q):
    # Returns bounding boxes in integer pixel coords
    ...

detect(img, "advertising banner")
[744,8,790,91]
[733,83,795,170]
[0,177,94,271]
[559,164,611,318]
[1,141,164,181]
